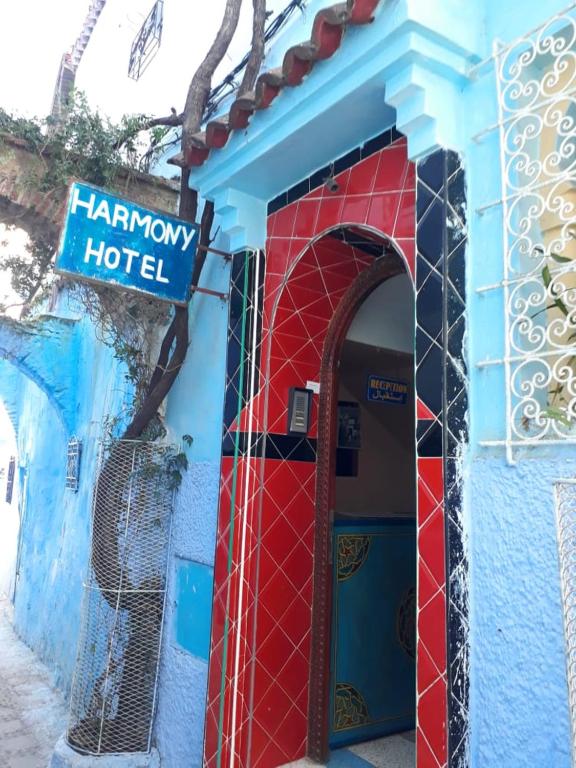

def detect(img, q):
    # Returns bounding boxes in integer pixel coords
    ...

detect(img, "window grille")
[128,0,163,81]
[478,8,576,462]
[5,456,15,504]
[66,438,82,492]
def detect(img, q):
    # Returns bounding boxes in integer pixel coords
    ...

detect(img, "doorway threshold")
[280,730,416,768]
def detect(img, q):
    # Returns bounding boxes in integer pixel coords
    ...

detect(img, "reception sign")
[367,375,408,405]
[55,182,199,304]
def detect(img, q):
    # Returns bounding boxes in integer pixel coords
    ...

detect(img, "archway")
[309,246,416,763]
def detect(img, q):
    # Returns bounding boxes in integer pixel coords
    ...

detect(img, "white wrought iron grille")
[555,480,576,765]
[478,8,576,461]
[68,440,173,755]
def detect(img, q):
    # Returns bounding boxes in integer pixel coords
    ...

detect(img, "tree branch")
[181,0,244,152]
[239,0,267,95]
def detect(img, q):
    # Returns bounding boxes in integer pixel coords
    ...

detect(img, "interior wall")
[336,341,415,517]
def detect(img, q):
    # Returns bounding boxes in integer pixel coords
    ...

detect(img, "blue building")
[1,1,575,767]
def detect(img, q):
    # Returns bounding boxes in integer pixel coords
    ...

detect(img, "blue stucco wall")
[153,246,230,766]
[0,299,132,695]
[469,458,573,768]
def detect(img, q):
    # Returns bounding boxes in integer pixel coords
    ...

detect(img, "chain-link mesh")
[68,440,173,754]
[555,481,576,766]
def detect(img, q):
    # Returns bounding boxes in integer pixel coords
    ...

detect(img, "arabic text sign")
[367,375,408,405]
[55,182,198,304]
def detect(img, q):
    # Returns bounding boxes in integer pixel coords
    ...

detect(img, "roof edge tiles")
[168,0,381,170]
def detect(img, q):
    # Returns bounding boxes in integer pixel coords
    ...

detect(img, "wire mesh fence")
[68,440,174,754]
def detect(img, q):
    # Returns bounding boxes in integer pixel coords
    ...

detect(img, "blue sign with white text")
[55,182,199,304]
[367,374,408,405]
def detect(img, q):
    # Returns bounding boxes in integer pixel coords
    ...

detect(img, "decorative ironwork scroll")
[489,10,576,458]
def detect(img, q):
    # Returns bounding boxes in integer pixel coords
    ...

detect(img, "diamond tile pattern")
[205,137,468,768]
[416,150,469,768]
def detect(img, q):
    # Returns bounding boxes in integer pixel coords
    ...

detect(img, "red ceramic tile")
[282,539,314,594]
[419,507,446,589]
[249,720,276,768]
[419,558,440,609]
[281,593,312,649]
[289,265,326,295]
[252,737,291,768]
[287,283,328,314]
[277,647,309,700]
[274,205,297,238]
[293,198,321,239]
[267,212,278,239]
[374,145,410,192]
[301,294,334,320]
[253,678,294,738]
[259,568,299,624]
[267,237,294,277]
[367,192,400,234]
[418,590,447,674]
[341,195,370,225]
[287,238,310,269]
[418,677,447,768]
[395,189,416,238]
[418,458,444,504]
[283,490,316,536]
[271,702,308,760]
[417,726,443,768]
[322,268,355,295]
[417,639,441,696]
[262,513,301,566]
[316,195,345,233]
[418,476,441,528]
[348,152,381,195]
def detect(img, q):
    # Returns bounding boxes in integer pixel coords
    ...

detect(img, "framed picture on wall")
[337,401,361,449]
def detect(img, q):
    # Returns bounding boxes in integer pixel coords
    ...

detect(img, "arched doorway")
[309,238,416,764]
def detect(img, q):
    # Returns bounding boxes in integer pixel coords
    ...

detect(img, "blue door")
[329,519,416,747]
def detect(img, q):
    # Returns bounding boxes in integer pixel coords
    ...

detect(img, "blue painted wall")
[153,243,231,767]
[0,300,132,695]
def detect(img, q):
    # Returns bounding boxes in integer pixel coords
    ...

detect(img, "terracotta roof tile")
[169,0,381,169]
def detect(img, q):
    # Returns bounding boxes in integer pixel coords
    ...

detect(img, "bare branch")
[140,112,183,130]
[181,0,244,151]
[239,0,267,95]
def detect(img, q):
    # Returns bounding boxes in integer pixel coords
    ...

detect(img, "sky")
[0,0,289,310]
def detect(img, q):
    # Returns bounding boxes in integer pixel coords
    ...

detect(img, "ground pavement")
[0,596,67,768]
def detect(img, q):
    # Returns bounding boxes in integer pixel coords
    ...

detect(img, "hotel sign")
[55,182,198,305]
[367,375,408,405]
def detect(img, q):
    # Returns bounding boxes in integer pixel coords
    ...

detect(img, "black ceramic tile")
[417,149,470,768]
[418,151,445,194]
[416,343,442,418]
[417,269,443,339]
[447,241,466,303]
[361,129,393,158]
[416,326,440,366]
[417,419,443,457]
[287,178,310,204]
[416,183,437,222]
[417,196,445,269]
[309,165,331,194]
[268,191,288,214]
[265,434,317,462]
